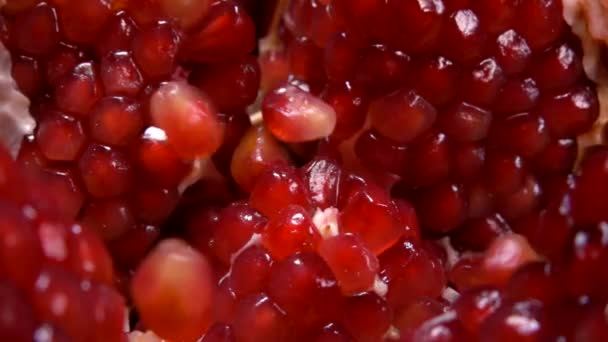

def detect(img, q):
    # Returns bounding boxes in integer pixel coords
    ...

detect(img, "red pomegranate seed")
[109,223,160,270]
[230,125,290,192]
[232,293,288,342]
[459,58,506,107]
[440,9,486,63]
[37,168,86,220]
[288,36,326,88]
[481,234,541,287]
[230,245,274,298]
[321,81,368,142]
[130,186,179,225]
[415,181,468,233]
[54,61,102,116]
[515,0,564,51]
[11,55,43,98]
[505,262,560,306]
[3,0,37,15]
[87,284,127,342]
[323,32,361,82]
[530,43,583,91]
[55,0,112,45]
[100,51,144,97]
[496,174,542,221]
[312,324,354,342]
[355,45,410,95]
[393,297,446,340]
[491,113,550,158]
[78,143,133,198]
[492,29,532,75]
[574,307,608,342]
[45,45,85,87]
[211,202,266,265]
[90,96,144,147]
[261,205,320,260]
[131,239,215,342]
[250,164,311,218]
[301,156,342,209]
[267,252,342,332]
[572,147,608,225]
[479,300,553,341]
[319,234,380,295]
[414,56,459,106]
[181,0,256,63]
[190,55,260,113]
[354,129,408,174]
[12,2,59,56]
[403,131,451,187]
[439,102,492,142]
[35,111,85,162]
[390,0,444,53]
[454,287,503,339]
[483,152,526,196]
[493,77,540,115]
[259,50,290,92]
[131,21,179,81]
[473,0,518,34]
[412,311,471,341]
[369,88,436,144]
[451,142,485,181]
[80,197,136,241]
[67,223,113,284]
[214,277,237,323]
[0,281,37,341]
[342,292,392,341]
[155,0,212,30]
[538,85,599,138]
[95,11,136,58]
[532,138,577,176]
[150,81,225,159]
[449,255,489,292]
[451,214,511,252]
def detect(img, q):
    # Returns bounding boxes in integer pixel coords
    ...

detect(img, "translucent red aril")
[89,96,143,147]
[55,0,112,45]
[211,202,267,265]
[402,131,451,187]
[3,0,37,15]
[414,56,459,106]
[473,0,518,34]
[451,214,510,252]
[481,234,541,287]
[491,113,550,158]
[537,85,599,138]
[342,293,392,342]
[54,61,102,116]
[232,293,288,342]
[0,281,37,341]
[230,245,274,298]
[390,0,444,53]
[393,297,446,339]
[492,30,531,75]
[180,0,256,63]
[132,239,214,341]
[451,142,485,181]
[340,184,404,255]
[131,21,179,81]
[267,252,341,331]
[95,12,136,58]
[190,55,260,113]
[262,83,336,143]
[11,55,43,98]
[321,81,368,142]
[414,181,468,233]
[35,111,85,162]
[156,0,212,30]
[530,43,583,91]
[109,224,161,269]
[80,198,136,241]
[67,223,114,284]
[505,262,560,306]
[259,50,289,92]
[454,287,503,338]
[516,0,564,51]
[479,300,553,342]
[493,77,540,115]
[130,186,179,224]
[496,174,542,221]
[200,323,235,342]
[532,138,577,176]
[483,152,526,196]
[571,147,608,225]
[368,88,437,144]
[312,324,354,342]
[459,58,506,107]
[440,9,486,63]
[288,36,326,88]
[12,2,59,56]
[319,234,380,295]
[355,45,410,95]
[150,81,225,159]
[78,143,133,198]
[411,311,470,342]
[100,51,144,97]
[354,129,408,174]
[45,46,84,87]
[439,102,492,142]
[261,205,320,260]
[323,32,360,82]
[574,307,608,342]
[38,168,86,220]
[250,164,311,218]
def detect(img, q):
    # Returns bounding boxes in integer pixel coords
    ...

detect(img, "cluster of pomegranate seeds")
[0,144,126,341]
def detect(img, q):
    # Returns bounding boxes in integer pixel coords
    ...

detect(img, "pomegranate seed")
[0,281,37,341]
[130,186,179,225]
[323,32,361,82]
[262,205,320,260]
[109,224,161,270]
[259,50,290,92]
[516,0,564,51]
[78,144,133,198]
[439,102,492,142]
[100,51,144,97]
[402,131,451,187]
[131,239,215,342]
[89,96,144,147]
[354,129,408,174]
[131,21,179,81]
[390,0,444,52]
[492,29,532,75]
[479,300,553,341]
[11,54,43,98]
[493,77,540,115]
[415,181,468,234]
[12,2,59,56]
[250,164,311,218]
[530,43,583,91]
[440,9,486,63]
[414,56,459,106]
[571,147,608,225]
[312,324,354,342]
[230,245,274,298]
[412,311,470,341]
[481,234,541,287]
[537,85,599,138]
[232,293,288,342]
[473,0,518,34]
[54,61,102,116]
[355,45,410,95]
[451,214,511,252]
[95,11,136,57]
[454,287,503,339]
[156,0,212,30]
[35,111,86,162]
[3,0,37,15]
[45,45,85,87]
[342,292,392,341]
[150,81,225,159]
[80,198,136,241]
[55,0,112,45]
[321,81,368,142]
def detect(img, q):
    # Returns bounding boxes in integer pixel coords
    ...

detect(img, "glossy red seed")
[393,297,446,340]
[415,181,468,233]
[451,214,510,252]
[232,293,288,342]
[100,51,144,96]
[341,183,404,255]
[37,168,86,220]
[109,224,161,270]
[516,0,564,51]
[259,50,290,92]
[402,131,451,188]
[80,198,136,241]
[492,29,532,75]
[312,324,354,342]
[483,152,526,196]
[491,113,550,158]
[267,252,342,332]
[132,21,179,81]
[493,77,540,115]
[537,85,599,138]
[439,102,492,142]
[473,0,518,34]
[95,11,136,57]
[505,262,560,306]
[262,205,320,260]
[530,43,583,91]
[451,142,485,181]
[36,111,85,162]
[130,186,178,225]
[0,281,37,341]
[11,55,43,98]
[459,58,506,107]
[78,144,133,198]
[90,96,143,146]
[201,324,235,342]
[12,2,59,56]
[369,88,436,144]
[321,81,368,142]
[355,45,410,95]
[56,0,112,44]
[390,0,444,53]
[302,156,342,209]
[190,55,260,113]
[211,202,267,265]
[496,174,542,221]
[354,129,408,174]
[572,147,608,225]
[532,138,577,176]
[319,234,380,295]
[67,223,113,284]
[481,234,540,287]
[454,287,503,338]
[45,46,84,87]
[412,311,470,342]
[250,164,310,218]
[574,307,608,342]
[230,245,274,298]
[181,0,256,63]
[87,284,127,342]
[342,293,392,342]
[3,0,37,15]
[54,61,102,116]
[288,36,326,88]
[324,32,361,82]
[479,300,553,342]
[414,56,459,106]
[440,9,486,63]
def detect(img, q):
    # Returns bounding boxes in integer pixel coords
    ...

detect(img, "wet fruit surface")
[2,0,608,341]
